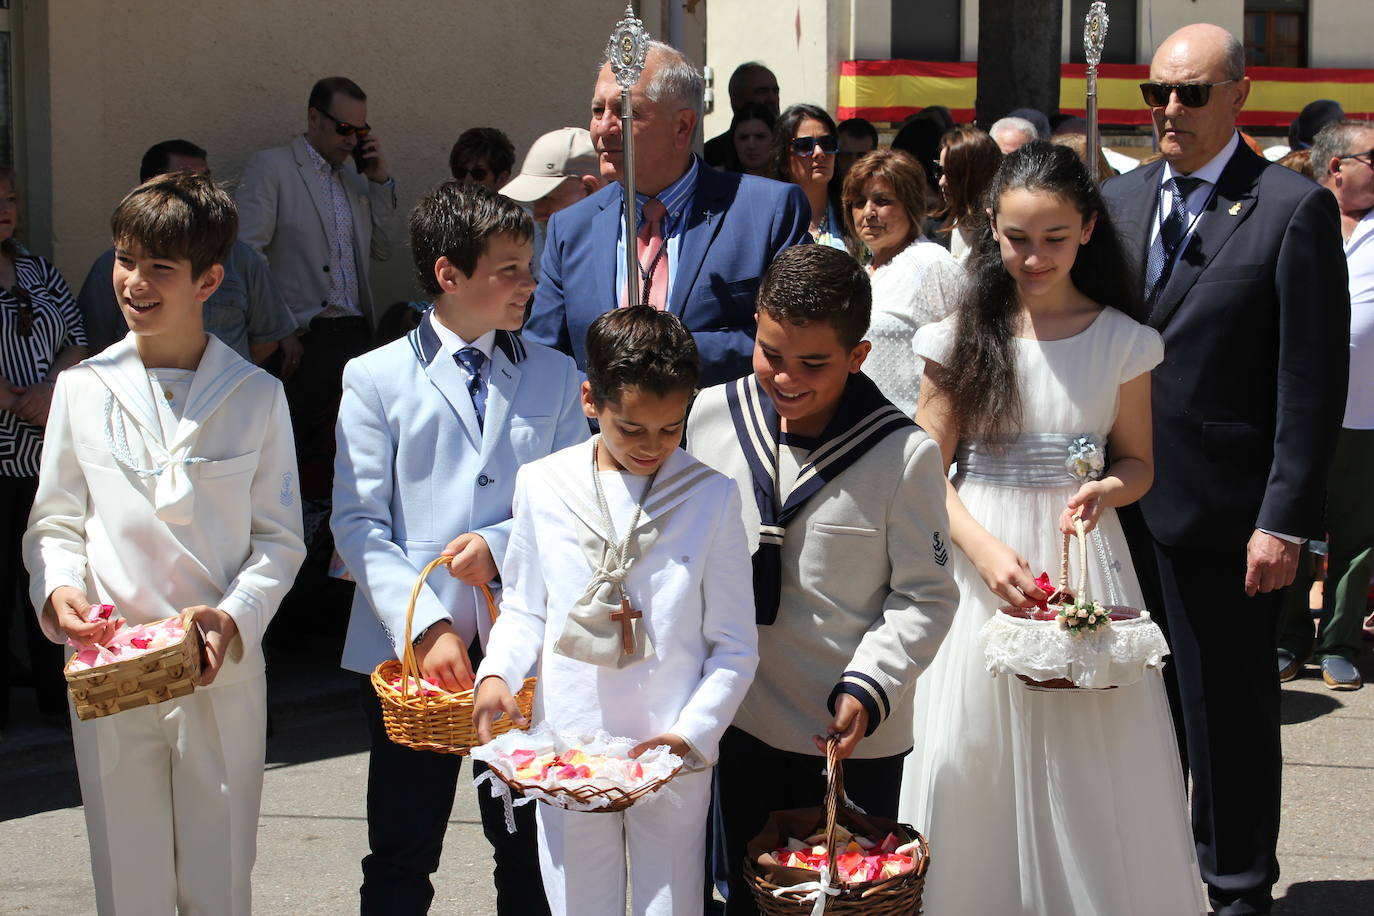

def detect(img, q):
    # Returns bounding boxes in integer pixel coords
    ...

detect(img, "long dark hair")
[932,126,1002,232]
[942,141,1141,442]
[722,102,776,174]
[767,104,844,236]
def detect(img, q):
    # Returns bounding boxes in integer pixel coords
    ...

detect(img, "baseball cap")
[500,128,597,203]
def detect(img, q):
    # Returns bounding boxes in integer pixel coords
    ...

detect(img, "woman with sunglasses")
[0,166,88,737]
[767,104,849,251]
[843,149,963,417]
[929,126,1004,266]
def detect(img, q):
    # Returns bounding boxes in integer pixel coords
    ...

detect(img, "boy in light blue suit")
[332,181,586,915]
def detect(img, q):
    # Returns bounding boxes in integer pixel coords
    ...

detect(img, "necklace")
[589,436,661,653]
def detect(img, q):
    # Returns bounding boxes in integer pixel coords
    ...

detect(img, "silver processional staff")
[607,4,652,309]
[1084,1,1110,184]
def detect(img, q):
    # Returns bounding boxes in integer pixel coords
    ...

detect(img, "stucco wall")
[32,0,703,308]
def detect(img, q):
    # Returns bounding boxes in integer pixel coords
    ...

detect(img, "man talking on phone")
[236,76,398,621]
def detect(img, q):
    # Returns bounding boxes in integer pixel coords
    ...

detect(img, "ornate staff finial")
[1083,1,1110,183]
[608,3,651,91]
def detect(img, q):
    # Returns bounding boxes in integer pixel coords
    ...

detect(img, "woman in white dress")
[901,142,1205,915]
[842,149,963,417]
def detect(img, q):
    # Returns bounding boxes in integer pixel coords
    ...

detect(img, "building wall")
[22,0,704,309]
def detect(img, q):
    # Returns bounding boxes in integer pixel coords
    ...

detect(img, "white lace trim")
[979,610,1170,689]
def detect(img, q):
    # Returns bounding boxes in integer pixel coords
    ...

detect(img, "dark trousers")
[1124,510,1282,916]
[358,676,549,916]
[0,475,64,727]
[716,726,907,916]
[283,315,372,502]
[1278,427,1374,663]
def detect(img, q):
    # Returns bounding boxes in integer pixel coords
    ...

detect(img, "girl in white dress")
[901,142,1205,915]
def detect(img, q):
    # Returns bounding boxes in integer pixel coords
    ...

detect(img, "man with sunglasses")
[525,43,809,387]
[236,75,398,620]
[1102,24,1350,916]
[1276,120,1374,694]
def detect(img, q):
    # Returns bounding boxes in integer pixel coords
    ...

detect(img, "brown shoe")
[1278,649,1303,682]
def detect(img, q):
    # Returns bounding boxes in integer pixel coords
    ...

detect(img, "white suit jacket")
[476,441,760,768]
[333,318,588,674]
[235,135,398,329]
[23,336,307,689]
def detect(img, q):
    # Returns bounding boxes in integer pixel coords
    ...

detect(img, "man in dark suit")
[525,43,809,387]
[1102,24,1350,915]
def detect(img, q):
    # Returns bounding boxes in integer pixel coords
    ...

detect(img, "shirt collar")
[1162,131,1240,188]
[302,134,337,175]
[429,311,495,363]
[633,156,699,227]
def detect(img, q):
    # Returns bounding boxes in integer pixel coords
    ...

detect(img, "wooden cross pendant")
[610,598,641,654]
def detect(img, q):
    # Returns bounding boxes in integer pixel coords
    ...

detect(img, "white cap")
[500,128,598,203]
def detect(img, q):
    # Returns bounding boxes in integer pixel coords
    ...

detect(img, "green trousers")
[1278,427,1374,662]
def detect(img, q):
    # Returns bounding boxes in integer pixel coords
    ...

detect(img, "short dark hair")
[408,181,532,295]
[448,127,516,181]
[110,171,236,278]
[837,117,879,149]
[139,139,208,183]
[757,245,871,349]
[584,306,700,407]
[308,76,366,113]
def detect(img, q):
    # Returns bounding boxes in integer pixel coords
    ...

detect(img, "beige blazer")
[235,135,397,329]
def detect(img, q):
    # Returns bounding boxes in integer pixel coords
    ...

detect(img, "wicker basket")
[488,751,683,813]
[745,738,930,914]
[64,609,202,721]
[370,556,536,755]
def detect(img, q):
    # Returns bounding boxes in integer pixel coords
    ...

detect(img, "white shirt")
[1150,131,1240,255]
[428,311,494,384]
[1342,209,1374,428]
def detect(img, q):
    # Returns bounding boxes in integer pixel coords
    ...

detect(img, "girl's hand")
[630,733,691,759]
[46,586,119,646]
[473,675,526,745]
[188,605,240,686]
[969,536,1047,608]
[1062,481,1106,534]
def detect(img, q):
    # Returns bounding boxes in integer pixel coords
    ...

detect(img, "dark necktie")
[1144,176,1203,304]
[454,347,487,430]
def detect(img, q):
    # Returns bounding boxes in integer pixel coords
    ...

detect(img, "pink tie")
[628,198,669,310]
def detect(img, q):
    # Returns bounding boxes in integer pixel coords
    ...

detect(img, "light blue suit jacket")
[333,316,588,674]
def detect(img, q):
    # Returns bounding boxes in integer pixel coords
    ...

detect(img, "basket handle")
[821,736,844,874]
[398,556,503,698]
[1057,516,1089,602]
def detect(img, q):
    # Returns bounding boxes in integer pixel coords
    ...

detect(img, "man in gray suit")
[235,75,397,514]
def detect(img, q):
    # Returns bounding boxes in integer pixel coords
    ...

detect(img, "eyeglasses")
[8,285,33,337]
[452,166,491,182]
[931,160,945,180]
[790,134,838,157]
[313,107,371,139]
[1139,79,1236,109]
[1338,149,1374,167]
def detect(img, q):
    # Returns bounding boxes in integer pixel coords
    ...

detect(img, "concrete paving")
[2,642,1371,915]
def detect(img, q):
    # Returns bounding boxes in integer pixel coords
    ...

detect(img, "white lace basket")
[980,519,1169,690]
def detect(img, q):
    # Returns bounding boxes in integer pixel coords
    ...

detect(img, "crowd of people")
[3,15,1370,916]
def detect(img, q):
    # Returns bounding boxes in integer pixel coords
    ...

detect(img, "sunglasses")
[313,107,371,139]
[452,166,491,182]
[1139,79,1236,109]
[931,160,945,180]
[8,285,33,337]
[1338,148,1374,167]
[790,134,838,157]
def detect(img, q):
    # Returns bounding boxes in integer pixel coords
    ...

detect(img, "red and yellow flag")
[838,60,1374,128]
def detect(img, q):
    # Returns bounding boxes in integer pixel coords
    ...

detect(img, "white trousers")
[71,674,267,916]
[536,767,710,916]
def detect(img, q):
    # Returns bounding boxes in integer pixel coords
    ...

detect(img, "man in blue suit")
[525,42,811,387]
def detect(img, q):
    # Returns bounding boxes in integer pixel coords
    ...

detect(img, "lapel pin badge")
[1228,202,1242,216]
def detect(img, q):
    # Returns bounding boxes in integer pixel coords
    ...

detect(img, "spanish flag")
[838,60,1374,128]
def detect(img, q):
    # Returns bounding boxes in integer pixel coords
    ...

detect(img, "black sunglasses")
[931,160,945,180]
[313,107,371,139]
[453,166,491,182]
[1139,79,1236,109]
[8,284,33,337]
[790,134,838,157]
[1338,148,1374,167]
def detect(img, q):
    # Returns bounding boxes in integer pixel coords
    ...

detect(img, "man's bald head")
[1147,24,1250,174]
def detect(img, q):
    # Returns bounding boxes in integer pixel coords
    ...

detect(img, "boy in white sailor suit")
[685,245,959,916]
[473,307,759,916]
[332,181,586,915]
[23,172,306,915]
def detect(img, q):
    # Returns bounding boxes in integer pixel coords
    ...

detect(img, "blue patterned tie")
[1144,176,1203,306]
[454,347,487,431]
